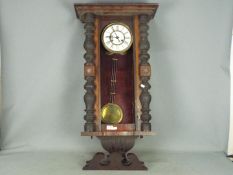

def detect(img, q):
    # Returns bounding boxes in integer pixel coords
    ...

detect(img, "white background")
[0,0,233,154]
[228,31,233,155]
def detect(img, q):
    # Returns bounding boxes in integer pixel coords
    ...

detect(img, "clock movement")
[74,3,159,170]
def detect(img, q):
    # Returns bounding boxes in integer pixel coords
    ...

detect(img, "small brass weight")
[101,58,123,124]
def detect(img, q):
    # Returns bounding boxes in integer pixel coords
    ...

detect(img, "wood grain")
[84,64,95,77]
[94,18,101,131]
[83,13,96,132]
[140,65,151,77]
[83,152,147,170]
[101,124,135,131]
[139,15,152,131]
[75,3,159,22]
[133,15,142,131]
[81,131,156,136]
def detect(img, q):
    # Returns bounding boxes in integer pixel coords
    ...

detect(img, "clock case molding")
[75,3,158,170]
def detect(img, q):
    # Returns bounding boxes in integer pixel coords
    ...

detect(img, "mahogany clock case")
[75,3,159,134]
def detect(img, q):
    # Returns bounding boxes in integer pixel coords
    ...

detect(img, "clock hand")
[115,36,121,42]
[111,29,121,42]
[111,27,120,38]
[111,34,121,43]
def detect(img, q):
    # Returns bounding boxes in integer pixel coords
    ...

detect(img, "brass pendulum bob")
[101,58,123,124]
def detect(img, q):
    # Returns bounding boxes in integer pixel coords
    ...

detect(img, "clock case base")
[83,152,147,170]
[82,134,155,170]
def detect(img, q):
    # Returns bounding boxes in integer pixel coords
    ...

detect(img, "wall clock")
[74,3,159,170]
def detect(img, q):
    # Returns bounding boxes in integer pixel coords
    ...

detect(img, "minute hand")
[112,33,121,42]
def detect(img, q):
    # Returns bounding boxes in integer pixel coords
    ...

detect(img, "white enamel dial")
[101,23,133,53]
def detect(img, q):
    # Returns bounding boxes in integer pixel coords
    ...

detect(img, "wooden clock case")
[74,3,159,170]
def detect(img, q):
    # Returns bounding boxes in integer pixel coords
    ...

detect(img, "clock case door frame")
[96,16,140,132]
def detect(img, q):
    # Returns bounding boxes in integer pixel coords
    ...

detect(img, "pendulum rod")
[109,58,118,103]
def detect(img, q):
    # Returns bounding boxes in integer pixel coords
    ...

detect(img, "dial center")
[110,31,124,45]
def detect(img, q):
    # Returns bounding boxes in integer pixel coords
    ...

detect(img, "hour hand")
[116,36,121,42]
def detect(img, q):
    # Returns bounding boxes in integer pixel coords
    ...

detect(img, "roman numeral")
[124,41,129,45]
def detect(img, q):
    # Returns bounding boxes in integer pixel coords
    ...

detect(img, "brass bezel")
[101,22,133,54]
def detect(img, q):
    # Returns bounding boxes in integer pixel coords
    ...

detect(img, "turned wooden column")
[139,14,152,131]
[83,13,96,132]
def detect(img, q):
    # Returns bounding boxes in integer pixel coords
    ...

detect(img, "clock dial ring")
[101,22,133,54]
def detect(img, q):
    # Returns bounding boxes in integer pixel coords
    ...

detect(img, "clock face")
[101,23,133,54]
